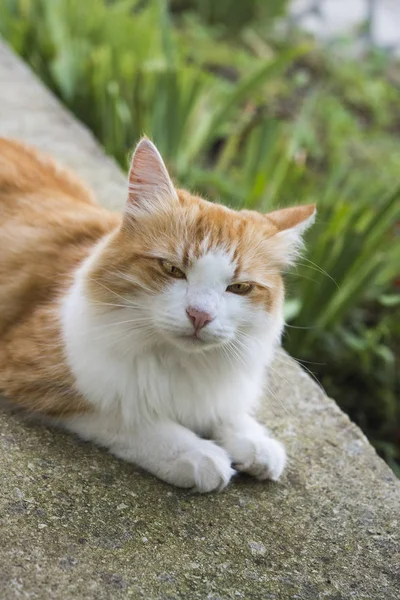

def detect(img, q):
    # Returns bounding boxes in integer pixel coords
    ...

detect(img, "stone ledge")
[0,41,125,210]
[0,40,399,600]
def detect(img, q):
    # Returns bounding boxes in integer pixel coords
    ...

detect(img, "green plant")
[307,299,400,476]
[170,0,289,35]
[0,0,298,169]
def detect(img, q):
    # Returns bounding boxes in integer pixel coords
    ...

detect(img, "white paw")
[177,443,235,493]
[230,435,286,481]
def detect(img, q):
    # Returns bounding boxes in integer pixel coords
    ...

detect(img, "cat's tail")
[0,137,96,205]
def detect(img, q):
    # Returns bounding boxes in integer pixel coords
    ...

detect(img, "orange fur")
[89,188,314,313]
[0,139,120,416]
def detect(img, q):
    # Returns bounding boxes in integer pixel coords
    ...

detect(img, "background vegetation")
[1,0,399,474]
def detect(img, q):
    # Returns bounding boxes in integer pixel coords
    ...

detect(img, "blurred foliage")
[170,0,289,35]
[0,0,399,473]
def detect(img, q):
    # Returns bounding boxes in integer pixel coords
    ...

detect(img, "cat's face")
[87,139,315,354]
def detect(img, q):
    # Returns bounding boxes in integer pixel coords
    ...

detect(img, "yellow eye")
[160,259,186,279]
[226,282,254,295]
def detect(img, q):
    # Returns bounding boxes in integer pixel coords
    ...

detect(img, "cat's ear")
[267,204,316,265]
[125,137,177,218]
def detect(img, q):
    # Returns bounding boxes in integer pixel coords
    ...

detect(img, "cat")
[0,136,315,493]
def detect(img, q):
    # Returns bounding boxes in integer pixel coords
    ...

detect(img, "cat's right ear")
[125,137,178,219]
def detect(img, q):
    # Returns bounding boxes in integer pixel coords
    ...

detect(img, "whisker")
[92,316,152,329]
[295,259,339,289]
[284,323,316,330]
[86,322,153,341]
[90,300,139,310]
[87,277,139,306]
[275,353,326,367]
[274,354,326,390]
[91,324,158,347]
[263,381,294,419]
[267,364,295,394]
[220,345,236,370]
[225,340,249,370]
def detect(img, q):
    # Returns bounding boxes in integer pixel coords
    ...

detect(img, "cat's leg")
[213,415,286,482]
[65,413,235,493]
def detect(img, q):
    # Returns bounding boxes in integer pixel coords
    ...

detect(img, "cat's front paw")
[177,443,235,493]
[231,435,286,482]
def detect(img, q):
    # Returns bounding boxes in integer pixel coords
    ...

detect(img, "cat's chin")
[167,332,228,353]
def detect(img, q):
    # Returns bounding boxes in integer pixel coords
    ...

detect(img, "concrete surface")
[0,40,399,600]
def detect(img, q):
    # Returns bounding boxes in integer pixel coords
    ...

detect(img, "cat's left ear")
[125,137,178,218]
[267,204,316,265]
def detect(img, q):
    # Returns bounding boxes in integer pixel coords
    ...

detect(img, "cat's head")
[86,138,315,354]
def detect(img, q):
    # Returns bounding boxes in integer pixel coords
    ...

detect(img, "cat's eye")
[226,282,254,295]
[160,259,186,279]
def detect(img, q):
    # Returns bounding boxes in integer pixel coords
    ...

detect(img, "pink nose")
[186,307,214,331]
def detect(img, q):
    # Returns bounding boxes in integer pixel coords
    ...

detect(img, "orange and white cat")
[0,137,315,492]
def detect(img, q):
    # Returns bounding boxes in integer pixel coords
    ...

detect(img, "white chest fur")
[61,276,271,433]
